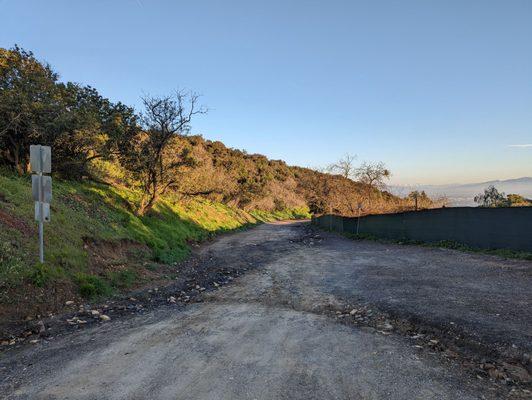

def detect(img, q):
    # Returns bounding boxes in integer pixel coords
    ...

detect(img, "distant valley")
[391,177,532,206]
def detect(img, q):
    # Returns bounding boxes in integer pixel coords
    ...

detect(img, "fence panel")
[313,207,532,252]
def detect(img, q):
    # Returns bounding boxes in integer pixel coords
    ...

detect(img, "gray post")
[38,148,44,263]
[356,206,361,235]
[30,144,51,263]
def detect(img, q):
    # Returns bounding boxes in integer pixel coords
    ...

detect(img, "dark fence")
[312,207,532,252]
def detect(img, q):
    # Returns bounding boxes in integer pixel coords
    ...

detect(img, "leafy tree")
[0,46,138,178]
[506,194,532,207]
[408,190,431,210]
[50,83,139,178]
[408,190,420,210]
[0,46,61,174]
[474,185,509,207]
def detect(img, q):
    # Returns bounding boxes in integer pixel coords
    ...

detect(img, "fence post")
[356,203,362,235]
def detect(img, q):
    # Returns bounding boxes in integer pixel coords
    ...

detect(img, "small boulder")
[381,322,393,331]
[488,368,506,380]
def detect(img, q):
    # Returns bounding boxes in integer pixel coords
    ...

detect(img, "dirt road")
[1,221,531,399]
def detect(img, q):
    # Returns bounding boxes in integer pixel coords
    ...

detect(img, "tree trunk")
[137,190,158,216]
[13,145,24,176]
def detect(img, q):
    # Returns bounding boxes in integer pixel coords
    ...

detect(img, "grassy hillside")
[1,46,435,224]
[0,171,309,323]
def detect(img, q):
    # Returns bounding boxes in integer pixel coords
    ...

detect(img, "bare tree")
[407,190,431,210]
[354,161,391,190]
[408,190,420,210]
[121,90,206,215]
[353,161,391,213]
[328,153,357,179]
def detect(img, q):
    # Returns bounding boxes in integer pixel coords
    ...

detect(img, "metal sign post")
[356,203,362,235]
[30,145,52,263]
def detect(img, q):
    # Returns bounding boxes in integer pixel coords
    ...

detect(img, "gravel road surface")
[1,221,530,399]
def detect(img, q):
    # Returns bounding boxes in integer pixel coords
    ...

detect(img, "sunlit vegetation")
[0,46,442,308]
[474,185,532,207]
[0,171,300,307]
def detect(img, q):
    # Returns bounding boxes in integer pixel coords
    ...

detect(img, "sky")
[0,0,531,185]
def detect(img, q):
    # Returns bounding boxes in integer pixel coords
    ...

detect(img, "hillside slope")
[0,171,308,335]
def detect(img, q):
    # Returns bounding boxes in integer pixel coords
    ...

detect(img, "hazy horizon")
[389,175,532,187]
[1,0,531,186]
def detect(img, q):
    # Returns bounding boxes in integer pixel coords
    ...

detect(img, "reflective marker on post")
[32,175,52,203]
[30,145,51,174]
[34,202,51,222]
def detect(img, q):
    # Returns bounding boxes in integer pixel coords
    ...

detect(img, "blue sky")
[1,0,531,184]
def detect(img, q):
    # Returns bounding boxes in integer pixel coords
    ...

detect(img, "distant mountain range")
[390,177,532,206]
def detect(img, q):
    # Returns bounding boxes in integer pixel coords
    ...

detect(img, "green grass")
[75,272,113,298]
[250,207,311,221]
[0,171,309,300]
[429,240,532,260]
[343,232,532,261]
[107,269,137,289]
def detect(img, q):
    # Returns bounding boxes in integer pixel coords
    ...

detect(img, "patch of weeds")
[433,240,471,251]
[341,231,532,261]
[127,247,151,260]
[153,245,189,264]
[145,263,159,272]
[0,241,26,286]
[344,232,379,241]
[107,269,137,289]
[396,238,424,245]
[75,272,113,299]
[434,240,532,260]
[485,249,532,261]
[28,263,65,287]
